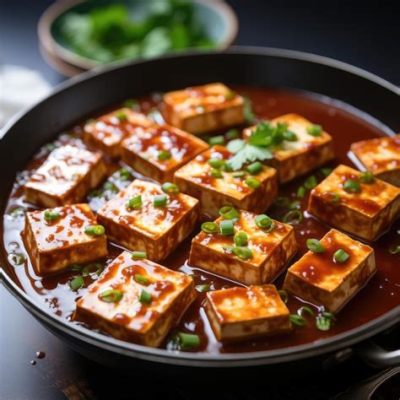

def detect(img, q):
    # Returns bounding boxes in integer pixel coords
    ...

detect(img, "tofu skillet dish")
[4,84,400,353]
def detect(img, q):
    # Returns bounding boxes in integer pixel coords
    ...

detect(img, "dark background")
[0,1,399,399]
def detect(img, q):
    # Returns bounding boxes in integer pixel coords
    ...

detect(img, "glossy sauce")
[2,87,400,354]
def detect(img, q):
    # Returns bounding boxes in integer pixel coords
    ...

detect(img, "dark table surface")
[0,1,399,399]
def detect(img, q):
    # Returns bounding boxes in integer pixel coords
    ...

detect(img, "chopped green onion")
[333,249,350,263]
[289,200,301,210]
[208,136,225,146]
[360,171,375,184]
[278,289,288,303]
[297,186,306,198]
[220,220,235,236]
[210,168,223,178]
[69,276,84,291]
[234,231,248,247]
[219,206,240,220]
[316,313,334,331]
[44,209,60,222]
[84,224,105,236]
[178,332,200,349]
[99,289,123,303]
[330,193,341,203]
[126,195,142,210]
[283,130,298,141]
[139,289,152,304]
[223,163,234,172]
[343,179,361,194]
[320,167,333,177]
[283,210,303,225]
[134,274,149,285]
[104,181,118,193]
[255,214,274,231]
[298,306,314,317]
[245,177,261,189]
[246,161,263,175]
[131,251,147,260]
[201,222,219,234]
[304,175,318,190]
[82,263,103,277]
[153,194,168,207]
[9,253,26,265]
[232,170,246,178]
[225,128,239,140]
[290,314,306,326]
[208,158,225,169]
[195,284,210,293]
[115,111,127,122]
[243,97,255,123]
[161,182,179,194]
[9,207,25,218]
[119,168,132,180]
[306,238,326,254]
[232,246,253,260]
[389,245,400,255]
[307,124,322,137]
[158,150,171,161]
[123,98,138,108]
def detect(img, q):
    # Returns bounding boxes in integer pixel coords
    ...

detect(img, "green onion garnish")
[82,263,103,277]
[234,231,248,247]
[389,245,400,255]
[220,220,235,236]
[9,253,26,265]
[126,195,142,210]
[243,97,255,123]
[306,124,322,137]
[289,314,306,326]
[232,246,253,260]
[232,171,246,178]
[104,181,118,193]
[195,284,210,293]
[134,274,149,285]
[153,194,168,207]
[330,193,341,203]
[44,209,60,222]
[84,224,105,236]
[333,249,350,263]
[208,136,225,146]
[158,150,171,161]
[219,206,239,220]
[255,214,274,231]
[178,332,200,350]
[225,128,239,140]
[298,306,314,317]
[99,289,123,303]
[161,182,179,194]
[278,289,288,303]
[245,177,261,189]
[283,130,298,141]
[139,289,152,304]
[306,238,325,254]
[69,276,84,291]
[131,251,147,260]
[119,168,132,180]
[360,171,375,184]
[304,175,318,190]
[246,161,263,175]
[208,158,225,169]
[223,163,234,172]
[316,312,335,331]
[201,222,219,234]
[343,179,361,194]
[297,186,306,198]
[115,111,127,122]
[123,98,138,108]
[210,168,223,178]
[283,210,303,225]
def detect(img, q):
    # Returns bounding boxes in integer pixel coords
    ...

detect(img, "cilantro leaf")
[227,139,245,153]
[227,144,273,170]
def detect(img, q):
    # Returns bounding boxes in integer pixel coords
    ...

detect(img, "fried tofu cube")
[74,251,196,347]
[22,204,108,276]
[24,145,107,208]
[283,229,376,312]
[308,164,400,241]
[174,146,278,218]
[121,124,209,183]
[97,179,199,261]
[243,114,335,182]
[205,285,291,342]
[351,134,400,187]
[83,108,152,158]
[162,83,245,134]
[189,210,297,285]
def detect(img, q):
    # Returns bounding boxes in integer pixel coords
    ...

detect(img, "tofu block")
[22,204,108,276]
[84,108,152,158]
[97,179,199,261]
[205,285,291,342]
[162,83,245,134]
[243,114,335,182]
[189,210,297,285]
[351,134,400,187]
[24,144,107,208]
[308,164,400,241]
[283,229,376,312]
[174,146,278,218]
[121,124,209,183]
[74,251,196,347]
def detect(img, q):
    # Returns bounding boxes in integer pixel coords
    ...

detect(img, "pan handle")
[356,340,400,368]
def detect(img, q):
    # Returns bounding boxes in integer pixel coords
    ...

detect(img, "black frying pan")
[1,47,399,371]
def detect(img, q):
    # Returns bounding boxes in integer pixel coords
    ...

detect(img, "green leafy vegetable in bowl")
[58,0,216,64]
